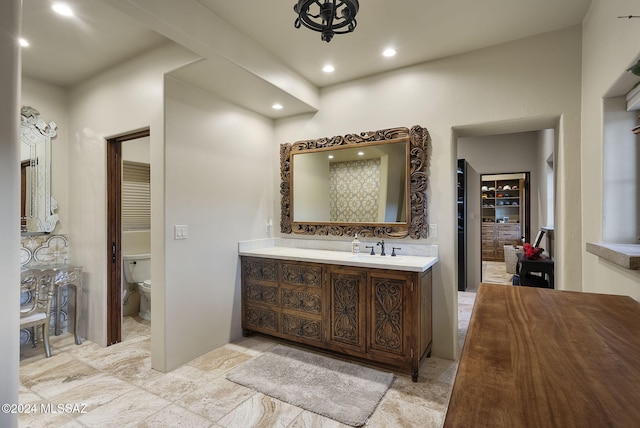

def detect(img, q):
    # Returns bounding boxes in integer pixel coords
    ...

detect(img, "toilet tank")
[122,253,151,284]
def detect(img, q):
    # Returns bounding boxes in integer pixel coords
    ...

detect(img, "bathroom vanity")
[239,246,437,381]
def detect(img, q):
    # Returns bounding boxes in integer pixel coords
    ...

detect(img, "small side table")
[516,253,554,289]
[21,264,83,345]
[54,267,83,345]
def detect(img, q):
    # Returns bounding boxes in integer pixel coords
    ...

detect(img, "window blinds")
[122,161,150,231]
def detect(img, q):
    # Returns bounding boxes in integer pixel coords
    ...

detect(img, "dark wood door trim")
[106,128,150,346]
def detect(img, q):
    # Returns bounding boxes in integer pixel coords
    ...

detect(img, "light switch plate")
[429,224,438,238]
[174,225,188,240]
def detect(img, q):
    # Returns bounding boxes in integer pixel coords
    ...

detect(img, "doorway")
[456,128,556,290]
[106,128,150,346]
[480,172,530,284]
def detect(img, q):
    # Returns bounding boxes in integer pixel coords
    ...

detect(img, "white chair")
[20,269,56,358]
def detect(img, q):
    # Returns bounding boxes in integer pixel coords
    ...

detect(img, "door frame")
[106,128,150,346]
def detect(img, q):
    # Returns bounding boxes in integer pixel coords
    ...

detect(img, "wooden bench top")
[444,283,640,427]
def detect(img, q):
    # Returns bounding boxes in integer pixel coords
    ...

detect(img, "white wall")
[66,42,199,362]
[582,0,640,300]
[0,1,22,426]
[293,153,330,221]
[602,97,639,242]
[276,26,583,359]
[536,129,555,229]
[164,77,274,370]
[458,131,541,241]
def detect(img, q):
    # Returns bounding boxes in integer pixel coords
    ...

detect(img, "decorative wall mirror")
[20,106,59,234]
[281,125,429,238]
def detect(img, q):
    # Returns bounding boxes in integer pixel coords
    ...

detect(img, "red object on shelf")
[523,243,543,260]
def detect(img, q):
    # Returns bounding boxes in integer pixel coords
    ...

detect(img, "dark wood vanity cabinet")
[326,266,367,354]
[241,256,433,381]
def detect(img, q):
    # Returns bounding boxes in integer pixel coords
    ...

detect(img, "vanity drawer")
[281,288,322,315]
[244,281,279,307]
[281,262,322,288]
[243,305,278,333]
[281,312,323,343]
[241,257,279,283]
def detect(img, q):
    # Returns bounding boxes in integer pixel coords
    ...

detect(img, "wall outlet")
[429,224,438,238]
[174,224,188,240]
[266,219,273,232]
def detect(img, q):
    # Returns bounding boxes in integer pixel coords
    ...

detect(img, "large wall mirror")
[281,125,429,238]
[20,106,59,234]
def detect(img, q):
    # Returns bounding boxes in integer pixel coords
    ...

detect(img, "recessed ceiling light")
[52,3,74,17]
[272,103,283,110]
[382,48,396,58]
[328,155,334,159]
[357,151,364,156]
[19,38,29,47]
[323,65,335,73]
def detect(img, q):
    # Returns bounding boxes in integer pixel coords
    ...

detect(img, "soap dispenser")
[351,234,361,254]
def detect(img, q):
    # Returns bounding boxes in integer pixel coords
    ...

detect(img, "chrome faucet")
[377,240,386,256]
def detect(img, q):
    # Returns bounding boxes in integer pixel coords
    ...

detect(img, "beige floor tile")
[18,409,81,428]
[75,387,170,428]
[288,410,350,428]
[175,376,255,422]
[217,393,303,428]
[186,347,253,376]
[139,403,215,428]
[133,365,210,402]
[21,357,104,400]
[367,389,446,428]
[482,261,513,285]
[222,336,278,357]
[46,374,137,414]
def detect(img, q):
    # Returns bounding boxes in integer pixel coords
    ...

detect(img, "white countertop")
[238,246,438,272]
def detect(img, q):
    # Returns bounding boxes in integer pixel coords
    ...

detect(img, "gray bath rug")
[226,344,395,426]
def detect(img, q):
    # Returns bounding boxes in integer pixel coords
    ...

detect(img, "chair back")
[20,269,55,320]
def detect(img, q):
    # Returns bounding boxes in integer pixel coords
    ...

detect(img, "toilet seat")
[140,280,151,291]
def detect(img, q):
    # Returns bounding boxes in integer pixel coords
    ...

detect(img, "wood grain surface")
[444,283,640,428]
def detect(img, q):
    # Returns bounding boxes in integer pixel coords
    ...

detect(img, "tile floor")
[19,293,477,428]
[481,261,513,286]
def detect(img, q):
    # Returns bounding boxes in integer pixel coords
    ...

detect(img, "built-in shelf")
[586,242,640,270]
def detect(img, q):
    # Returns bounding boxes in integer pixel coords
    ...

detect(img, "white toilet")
[122,254,151,321]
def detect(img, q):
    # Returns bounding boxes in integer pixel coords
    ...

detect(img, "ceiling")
[20,0,593,117]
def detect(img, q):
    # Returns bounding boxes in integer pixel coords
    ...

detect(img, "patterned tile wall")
[20,234,69,266]
[329,158,381,222]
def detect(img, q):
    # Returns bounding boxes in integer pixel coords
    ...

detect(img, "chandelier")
[294,0,359,43]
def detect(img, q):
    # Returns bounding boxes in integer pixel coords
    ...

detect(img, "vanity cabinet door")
[241,257,280,334]
[279,262,324,344]
[367,270,413,362]
[325,266,367,354]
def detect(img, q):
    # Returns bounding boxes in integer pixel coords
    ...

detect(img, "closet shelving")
[482,178,522,223]
[481,175,525,262]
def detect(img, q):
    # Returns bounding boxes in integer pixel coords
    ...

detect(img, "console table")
[444,283,640,427]
[516,253,554,288]
[21,264,83,345]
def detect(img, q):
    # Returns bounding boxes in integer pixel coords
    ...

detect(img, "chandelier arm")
[293,0,359,42]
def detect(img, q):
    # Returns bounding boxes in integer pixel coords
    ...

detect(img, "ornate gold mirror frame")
[280,125,429,238]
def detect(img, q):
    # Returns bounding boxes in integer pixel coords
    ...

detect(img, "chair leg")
[42,324,52,358]
[31,326,38,347]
